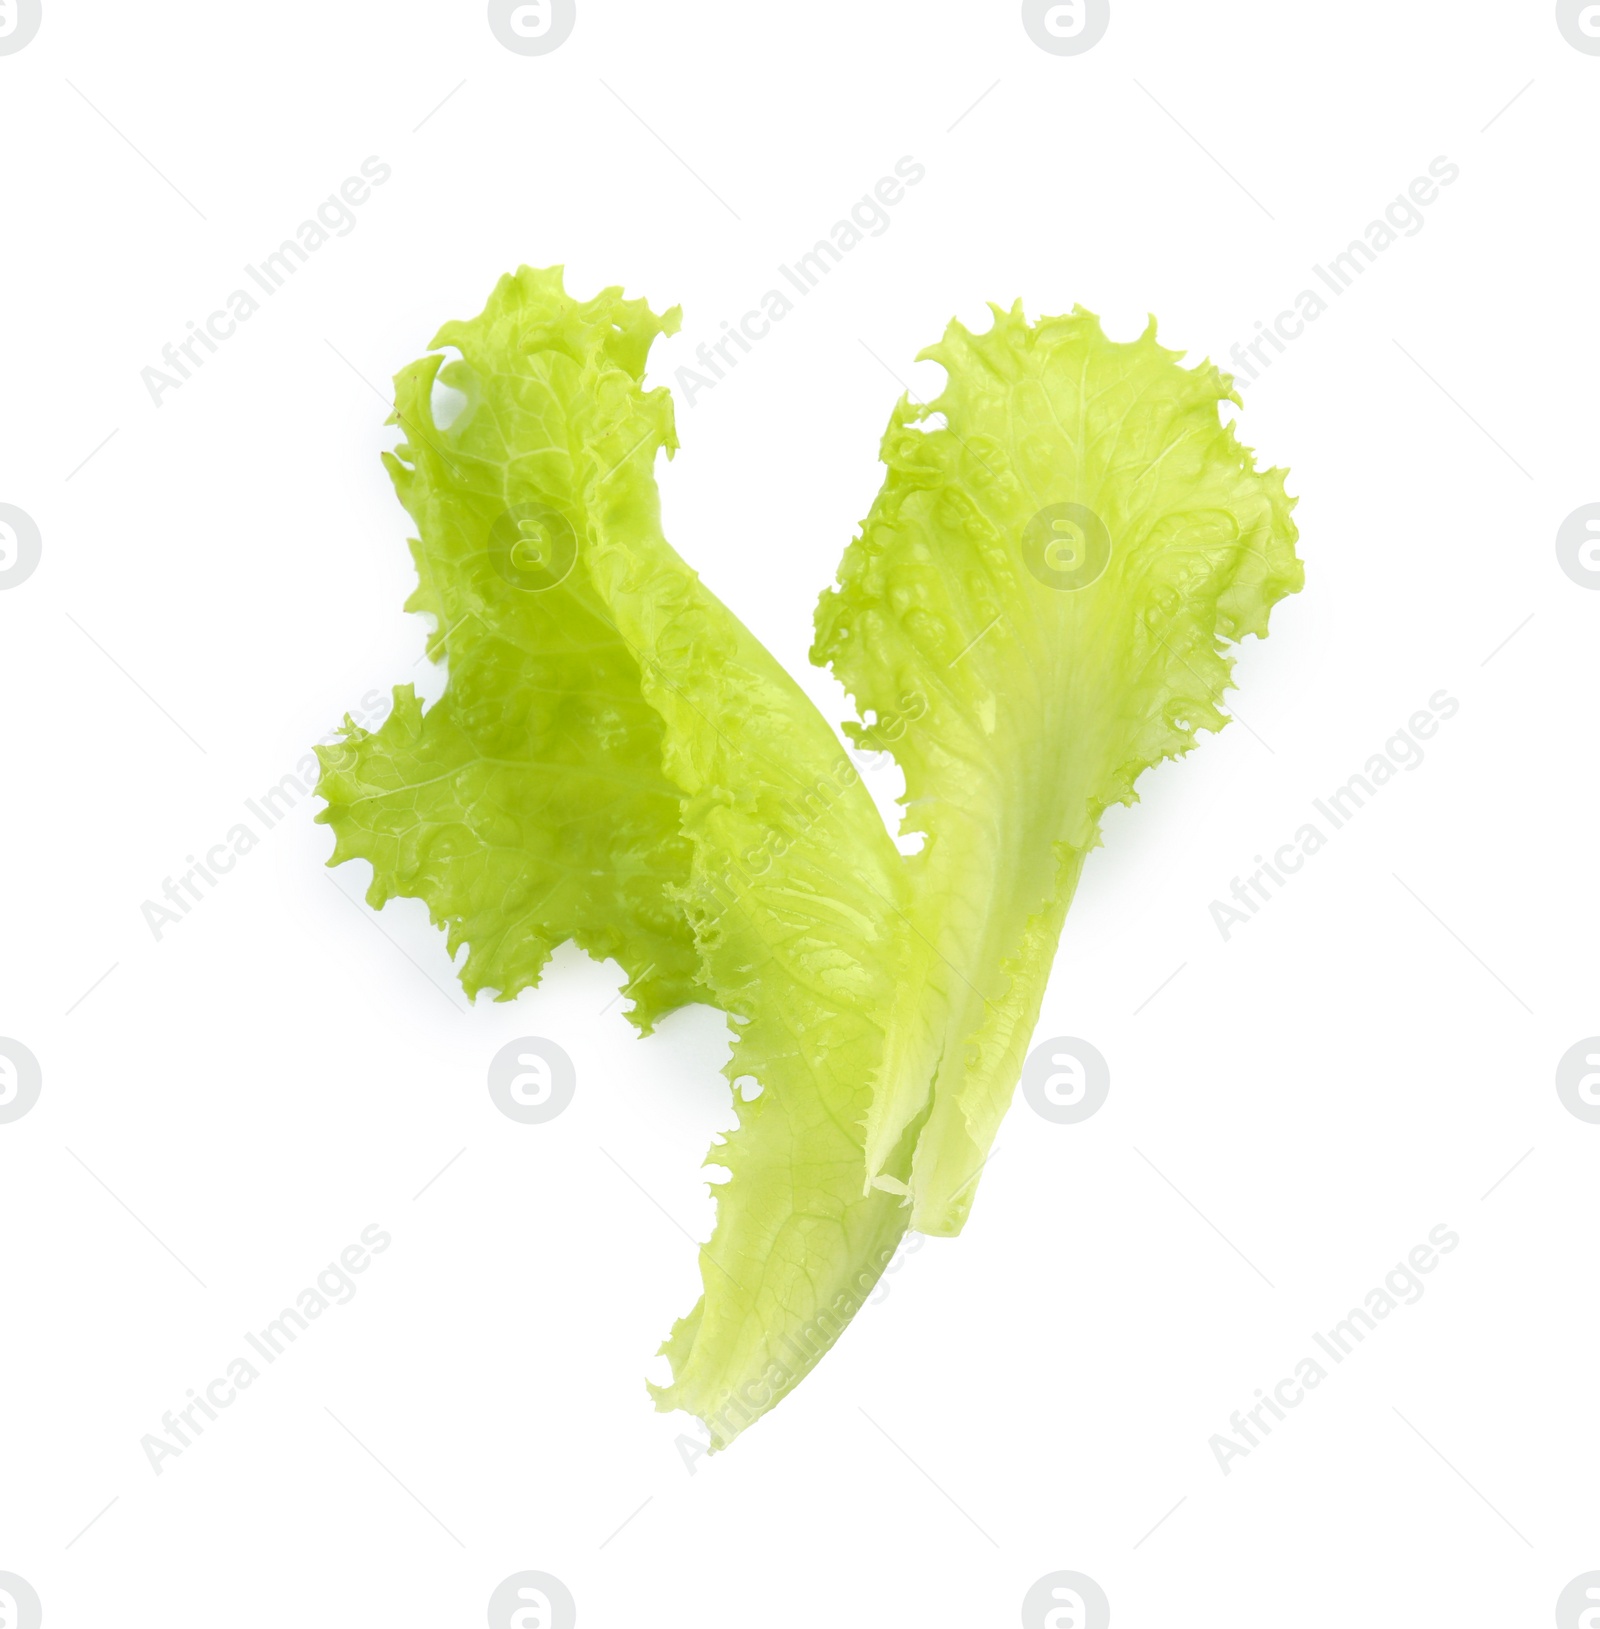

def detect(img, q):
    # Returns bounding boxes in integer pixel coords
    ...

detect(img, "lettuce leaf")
[814,304,1302,1233]
[318,268,915,1447]
[318,270,1300,1450]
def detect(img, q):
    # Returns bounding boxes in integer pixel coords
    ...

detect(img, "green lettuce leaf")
[317,267,915,1447]
[813,304,1301,1233]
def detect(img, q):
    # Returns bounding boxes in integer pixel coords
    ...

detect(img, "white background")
[2,2,1597,1624]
